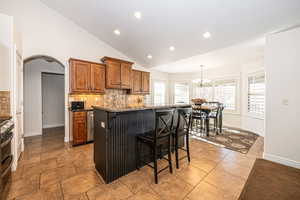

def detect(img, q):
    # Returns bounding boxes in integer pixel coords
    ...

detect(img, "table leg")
[219,112,223,133]
[205,117,209,137]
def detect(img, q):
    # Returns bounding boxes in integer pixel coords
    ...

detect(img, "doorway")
[23,55,65,145]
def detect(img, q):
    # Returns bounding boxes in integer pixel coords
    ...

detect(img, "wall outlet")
[101,121,105,128]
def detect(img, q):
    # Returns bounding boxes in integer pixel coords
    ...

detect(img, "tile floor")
[7,127,264,200]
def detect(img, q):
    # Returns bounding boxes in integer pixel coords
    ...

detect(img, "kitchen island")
[93,104,191,183]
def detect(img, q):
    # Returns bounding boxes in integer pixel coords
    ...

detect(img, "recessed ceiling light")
[114,29,120,35]
[134,11,142,19]
[203,32,211,39]
[169,46,175,51]
[147,54,152,59]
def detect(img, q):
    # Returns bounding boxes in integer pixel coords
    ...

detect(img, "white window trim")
[152,79,168,105]
[173,81,190,104]
[246,70,265,119]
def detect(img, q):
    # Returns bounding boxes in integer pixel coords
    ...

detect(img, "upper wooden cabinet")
[101,57,133,89]
[130,70,150,94]
[141,71,150,93]
[69,58,105,94]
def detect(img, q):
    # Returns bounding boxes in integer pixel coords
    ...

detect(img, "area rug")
[190,127,258,154]
[239,159,300,200]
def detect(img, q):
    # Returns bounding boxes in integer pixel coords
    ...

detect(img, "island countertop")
[92,104,191,113]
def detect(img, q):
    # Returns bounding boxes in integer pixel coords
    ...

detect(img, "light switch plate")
[101,121,105,128]
[282,99,289,106]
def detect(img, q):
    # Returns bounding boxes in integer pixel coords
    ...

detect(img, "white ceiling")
[152,38,265,73]
[40,0,300,68]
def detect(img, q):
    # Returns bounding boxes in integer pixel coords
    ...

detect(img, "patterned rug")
[190,127,259,154]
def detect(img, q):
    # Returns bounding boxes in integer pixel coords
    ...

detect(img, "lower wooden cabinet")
[72,112,87,145]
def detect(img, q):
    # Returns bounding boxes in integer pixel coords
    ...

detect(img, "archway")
[23,55,67,147]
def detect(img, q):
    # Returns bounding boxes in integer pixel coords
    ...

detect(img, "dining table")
[192,104,222,137]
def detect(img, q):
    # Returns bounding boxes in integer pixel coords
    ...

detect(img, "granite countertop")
[68,108,94,112]
[92,104,191,113]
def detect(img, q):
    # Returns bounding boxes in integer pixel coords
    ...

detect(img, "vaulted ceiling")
[41,0,300,68]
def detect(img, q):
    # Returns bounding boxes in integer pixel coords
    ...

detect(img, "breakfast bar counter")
[93,104,191,183]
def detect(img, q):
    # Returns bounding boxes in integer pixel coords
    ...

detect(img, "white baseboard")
[263,153,300,169]
[43,124,64,129]
[64,137,69,143]
[25,132,42,137]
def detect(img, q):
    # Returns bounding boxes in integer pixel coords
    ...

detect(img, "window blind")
[214,79,236,110]
[248,74,265,115]
[174,83,189,104]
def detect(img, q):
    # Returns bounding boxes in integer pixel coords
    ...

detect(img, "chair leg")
[168,136,173,173]
[186,134,191,163]
[136,139,140,170]
[175,135,179,169]
[153,146,158,184]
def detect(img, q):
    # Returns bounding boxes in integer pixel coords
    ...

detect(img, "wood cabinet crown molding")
[69,58,105,66]
[101,56,134,65]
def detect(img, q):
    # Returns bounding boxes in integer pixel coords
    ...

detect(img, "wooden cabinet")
[101,57,133,89]
[130,70,150,94]
[70,60,91,93]
[91,63,105,93]
[72,112,87,145]
[141,71,150,93]
[69,58,105,94]
[132,70,142,93]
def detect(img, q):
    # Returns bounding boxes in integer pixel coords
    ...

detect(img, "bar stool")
[136,109,174,184]
[173,107,192,169]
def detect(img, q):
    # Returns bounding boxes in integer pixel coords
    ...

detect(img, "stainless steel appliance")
[0,118,14,200]
[87,111,94,142]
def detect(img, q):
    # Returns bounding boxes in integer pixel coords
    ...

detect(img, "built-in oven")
[0,120,13,200]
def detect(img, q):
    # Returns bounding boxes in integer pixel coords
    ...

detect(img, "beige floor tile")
[127,186,161,200]
[175,164,207,186]
[86,180,133,200]
[190,157,218,172]
[150,174,193,200]
[119,170,152,193]
[204,168,246,197]
[62,170,103,195]
[188,181,237,200]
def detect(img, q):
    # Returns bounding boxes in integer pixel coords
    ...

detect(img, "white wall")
[42,73,64,129]
[0,0,165,141]
[168,58,265,136]
[264,27,300,168]
[24,59,64,137]
[0,13,13,91]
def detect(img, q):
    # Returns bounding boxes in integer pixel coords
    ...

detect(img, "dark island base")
[93,105,190,183]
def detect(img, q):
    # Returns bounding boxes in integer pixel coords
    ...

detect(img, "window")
[153,81,166,105]
[192,82,214,101]
[174,83,189,104]
[214,80,236,110]
[248,74,265,115]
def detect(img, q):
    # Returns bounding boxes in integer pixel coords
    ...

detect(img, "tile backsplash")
[0,91,11,117]
[69,89,145,109]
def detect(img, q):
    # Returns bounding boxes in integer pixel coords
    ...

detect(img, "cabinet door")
[91,64,105,93]
[132,70,142,93]
[70,60,91,93]
[121,63,132,89]
[142,72,150,94]
[72,112,87,145]
[106,61,121,89]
